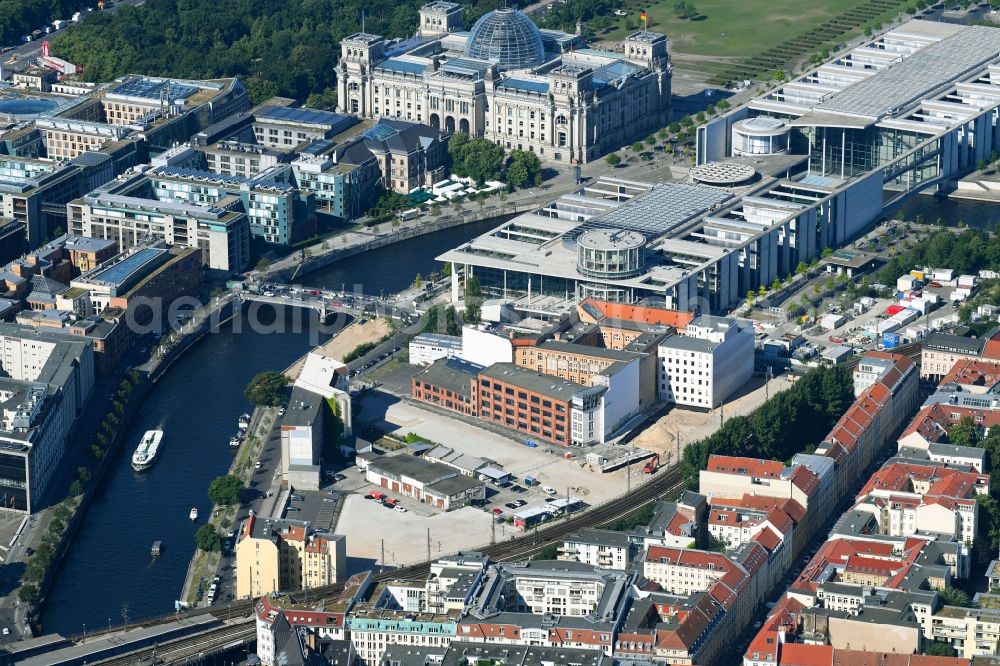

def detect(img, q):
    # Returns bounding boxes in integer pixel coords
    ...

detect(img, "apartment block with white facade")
[657,315,754,408]
[559,528,632,570]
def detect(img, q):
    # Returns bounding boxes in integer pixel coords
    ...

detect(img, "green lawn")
[601,0,895,56]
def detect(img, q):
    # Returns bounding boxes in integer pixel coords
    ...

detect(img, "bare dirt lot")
[629,374,794,460]
[321,318,392,361]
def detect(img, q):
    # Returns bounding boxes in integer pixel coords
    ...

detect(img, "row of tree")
[680,365,854,488]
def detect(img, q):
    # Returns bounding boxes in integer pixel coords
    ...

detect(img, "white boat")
[131,430,164,472]
[229,434,242,448]
[189,507,198,521]
[238,413,251,429]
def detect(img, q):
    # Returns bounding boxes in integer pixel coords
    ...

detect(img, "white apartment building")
[657,315,754,408]
[642,545,739,596]
[409,332,463,366]
[502,561,613,617]
[558,528,630,570]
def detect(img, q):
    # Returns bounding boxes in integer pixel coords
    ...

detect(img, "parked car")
[542,486,557,496]
[334,473,347,481]
[492,507,503,515]
[505,502,519,509]
[394,505,408,513]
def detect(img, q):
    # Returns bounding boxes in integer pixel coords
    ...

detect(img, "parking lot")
[356,394,632,505]
[335,494,495,571]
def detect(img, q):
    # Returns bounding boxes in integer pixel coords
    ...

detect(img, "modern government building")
[440,20,1000,316]
[336,2,672,164]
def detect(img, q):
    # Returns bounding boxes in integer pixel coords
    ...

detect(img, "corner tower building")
[337,3,671,164]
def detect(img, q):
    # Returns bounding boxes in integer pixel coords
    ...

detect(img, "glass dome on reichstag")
[464,8,545,70]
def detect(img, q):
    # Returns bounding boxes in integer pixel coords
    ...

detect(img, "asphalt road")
[2,0,145,74]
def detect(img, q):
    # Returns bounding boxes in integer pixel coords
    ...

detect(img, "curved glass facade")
[464,9,545,70]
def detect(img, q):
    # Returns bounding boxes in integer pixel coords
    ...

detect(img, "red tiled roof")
[707,455,785,478]
[941,357,1000,386]
[779,643,834,666]
[577,297,694,329]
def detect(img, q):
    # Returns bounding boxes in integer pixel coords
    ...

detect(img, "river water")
[38,195,998,633]
[40,220,494,634]
[895,194,1000,230]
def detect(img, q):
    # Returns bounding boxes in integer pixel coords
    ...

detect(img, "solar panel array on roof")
[363,124,400,141]
[257,106,355,128]
[91,247,167,287]
[378,58,428,75]
[593,60,640,87]
[499,78,549,93]
[439,58,489,77]
[300,139,334,156]
[569,183,732,241]
[817,25,1000,119]
[109,78,199,101]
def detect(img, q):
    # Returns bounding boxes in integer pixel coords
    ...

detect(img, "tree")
[464,275,482,324]
[796,261,809,276]
[208,474,242,506]
[413,273,423,289]
[668,122,681,133]
[77,467,91,484]
[939,587,972,607]
[244,370,287,406]
[672,0,698,19]
[443,305,460,336]
[18,584,38,605]
[645,135,656,147]
[771,278,782,292]
[449,133,505,186]
[195,524,221,552]
[925,642,957,657]
[69,480,83,496]
[304,87,337,110]
[605,152,621,167]
[758,285,767,297]
[631,142,644,155]
[950,416,981,448]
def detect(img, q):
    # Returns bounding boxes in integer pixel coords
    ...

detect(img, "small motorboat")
[189,507,198,521]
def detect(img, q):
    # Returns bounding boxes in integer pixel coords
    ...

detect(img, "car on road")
[227,528,236,538]
[254,461,262,469]
[334,473,347,481]
[491,507,503,515]
[542,486,557,496]
[287,506,300,512]
[394,505,407,513]
[3,628,9,636]
[289,494,304,501]
[323,497,336,503]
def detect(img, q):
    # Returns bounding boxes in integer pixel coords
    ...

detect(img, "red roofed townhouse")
[700,455,821,555]
[817,352,918,504]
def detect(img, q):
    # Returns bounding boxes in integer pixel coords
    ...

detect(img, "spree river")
[39,194,998,633]
[40,219,495,634]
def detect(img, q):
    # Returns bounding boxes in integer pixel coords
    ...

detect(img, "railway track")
[93,620,255,666]
[88,342,923,662]
[89,466,686,663]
